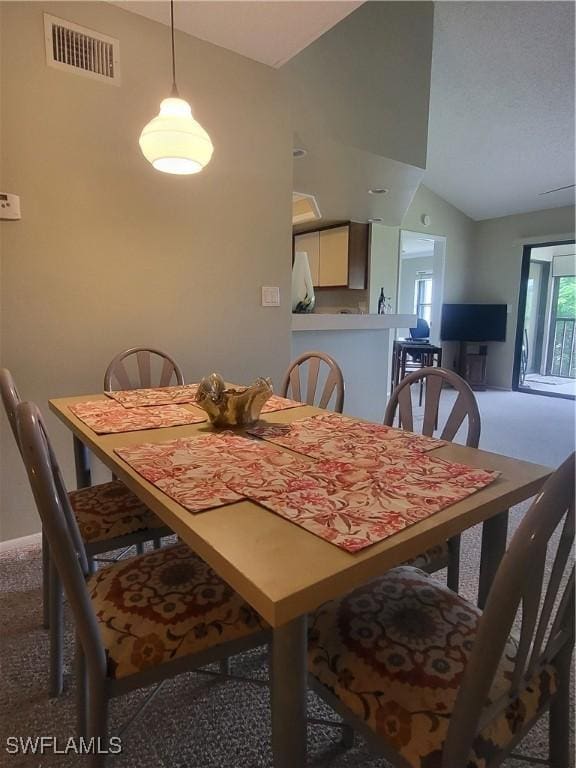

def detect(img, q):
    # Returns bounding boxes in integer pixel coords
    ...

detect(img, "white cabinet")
[318,226,349,287]
[294,223,367,288]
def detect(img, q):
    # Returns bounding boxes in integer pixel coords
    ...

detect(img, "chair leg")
[49,559,64,698]
[42,531,50,629]
[136,543,144,555]
[219,658,231,675]
[76,635,88,739]
[87,555,96,575]
[549,652,571,768]
[446,535,461,593]
[153,538,162,550]
[88,678,109,768]
[340,723,355,749]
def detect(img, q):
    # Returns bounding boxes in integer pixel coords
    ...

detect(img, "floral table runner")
[105,384,199,408]
[261,394,304,413]
[69,400,206,435]
[115,430,499,552]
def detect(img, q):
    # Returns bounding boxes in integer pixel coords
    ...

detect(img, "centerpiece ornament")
[195,373,272,427]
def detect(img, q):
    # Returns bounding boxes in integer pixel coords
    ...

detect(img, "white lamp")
[139,0,213,175]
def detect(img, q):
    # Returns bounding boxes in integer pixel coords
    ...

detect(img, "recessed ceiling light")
[367,217,384,223]
[293,147,307,159]
[368,187,388,195]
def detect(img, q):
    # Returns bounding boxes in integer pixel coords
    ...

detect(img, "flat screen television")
[440,304,507,342]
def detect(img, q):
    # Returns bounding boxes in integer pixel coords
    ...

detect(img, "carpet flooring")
[0,389,574,767]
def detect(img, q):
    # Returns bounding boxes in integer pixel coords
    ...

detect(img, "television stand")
[458,342,488,391]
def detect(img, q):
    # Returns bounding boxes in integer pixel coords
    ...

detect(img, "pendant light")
[139,0,214,175]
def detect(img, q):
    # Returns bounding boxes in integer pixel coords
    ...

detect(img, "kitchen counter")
[291,313,417,422]
[292,313,416,332]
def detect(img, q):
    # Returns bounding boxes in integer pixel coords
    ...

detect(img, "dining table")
[49,390,552,768]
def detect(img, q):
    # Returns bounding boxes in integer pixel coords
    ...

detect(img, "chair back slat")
[396,385,414,432]
[441,453,575,768]
[15,402,106,677]
[136,350,152,388]
[289,367,302,403]
[384,367,481,448]
[319,369,339,410]
[421,374,443,436]
[113,360,132,390]
[306,357,321,406]
[281,352,344,413]
[440,393,468,442]
[510,560,546,694]
[159,358,176,388]
[527,509,575,676]
[103,347,184,391]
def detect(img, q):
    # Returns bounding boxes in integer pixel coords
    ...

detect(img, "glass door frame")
[512,239,576,399]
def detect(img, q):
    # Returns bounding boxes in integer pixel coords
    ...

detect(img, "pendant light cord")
[170,0,178,97]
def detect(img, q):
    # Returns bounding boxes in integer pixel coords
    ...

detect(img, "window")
[414,276,433,325]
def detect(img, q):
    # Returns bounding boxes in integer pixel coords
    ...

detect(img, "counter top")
[291,313,417,332]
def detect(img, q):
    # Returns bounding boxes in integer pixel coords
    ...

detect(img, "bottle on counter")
[378,288,385,315]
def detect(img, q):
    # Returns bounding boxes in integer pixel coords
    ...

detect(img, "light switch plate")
[261,286,280,307]
[0,193,21,220]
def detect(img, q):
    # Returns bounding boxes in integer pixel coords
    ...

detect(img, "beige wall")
[0,1,293,541]
[469,206,575,389]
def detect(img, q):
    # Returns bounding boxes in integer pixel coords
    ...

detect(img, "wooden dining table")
[49,393,552,768]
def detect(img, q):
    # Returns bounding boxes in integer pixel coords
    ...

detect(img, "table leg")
[73,435,91,489]
[271,616,307,768]
[477,509,509,609]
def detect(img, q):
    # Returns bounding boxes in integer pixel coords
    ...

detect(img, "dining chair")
[103,347,184,391]
[281,351,345,413]
[0,368,171,698]
[308,452,575,768]
[16,401,269,768]
[384,366,481,591]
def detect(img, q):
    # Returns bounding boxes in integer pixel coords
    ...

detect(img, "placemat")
[249,455,499,552]
[105,384,199,408]
[247,413,445,462]
[260,395,304,413]
[69,400,206,435]
[115,432,306,514]
[114,430,498,552]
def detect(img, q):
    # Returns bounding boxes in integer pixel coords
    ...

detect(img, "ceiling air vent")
[44,14,120,85]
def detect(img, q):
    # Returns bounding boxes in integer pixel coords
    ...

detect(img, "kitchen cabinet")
[293,222,368,289]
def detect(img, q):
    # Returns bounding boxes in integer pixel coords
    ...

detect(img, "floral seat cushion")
[403,542,448,572]
[69,480,166,543]
[88,544,267,679]
[308,566,557,768]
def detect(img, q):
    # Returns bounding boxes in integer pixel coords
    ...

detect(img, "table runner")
[69,400,206,435]
[115,430,498,552]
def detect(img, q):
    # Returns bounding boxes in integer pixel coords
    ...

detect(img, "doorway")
[513,240,576,399]
[397,231,446,344]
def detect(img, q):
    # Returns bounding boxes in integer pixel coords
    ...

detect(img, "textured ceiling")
[424,2,575,221]
[112,1,362,67]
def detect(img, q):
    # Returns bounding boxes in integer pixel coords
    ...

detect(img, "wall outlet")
[261,286,280,307]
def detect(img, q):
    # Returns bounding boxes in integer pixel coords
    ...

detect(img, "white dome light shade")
[139,97,214,175]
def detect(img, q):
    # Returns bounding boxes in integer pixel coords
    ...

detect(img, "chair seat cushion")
[403,542,448,572]
[69,480,165,543]
[308,566,557,768]
[88,544,267,679]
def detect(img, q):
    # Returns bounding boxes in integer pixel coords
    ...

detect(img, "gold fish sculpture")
[195,373,273,427]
